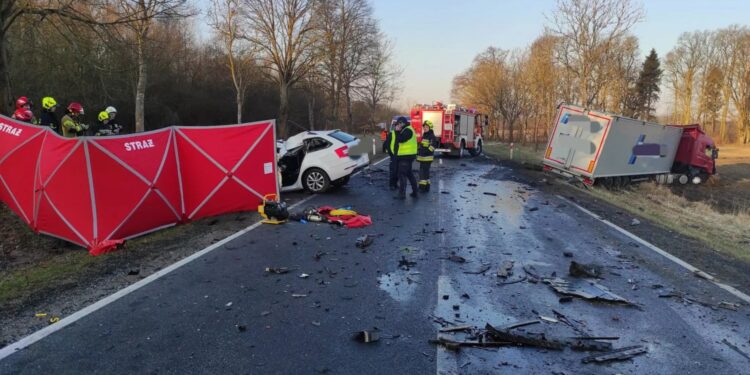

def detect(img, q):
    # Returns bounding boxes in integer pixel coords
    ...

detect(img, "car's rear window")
[328,130,356,144]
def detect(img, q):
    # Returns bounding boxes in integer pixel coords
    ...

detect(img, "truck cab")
[669,124,718,182]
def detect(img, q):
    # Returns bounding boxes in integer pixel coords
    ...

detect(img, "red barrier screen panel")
[0,116,278,255]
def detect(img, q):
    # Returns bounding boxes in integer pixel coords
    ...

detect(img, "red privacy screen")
[0,116,278,255]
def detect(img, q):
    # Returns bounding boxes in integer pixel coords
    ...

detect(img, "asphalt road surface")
[2,157,749,374]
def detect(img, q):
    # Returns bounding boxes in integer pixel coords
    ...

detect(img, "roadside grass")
[0,251,102,304]
[588,183,750,262]
[483,141,545,165]
[485,140,750,262]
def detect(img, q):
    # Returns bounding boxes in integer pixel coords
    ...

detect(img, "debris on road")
[398,256,417,270]
[127,269,140,276]
[445,255,467,263]
[528,207,539,212]
[559,296,573,303]
[630,219,640,226]
[523,265,541,283]
[291,294,307,298]
[539,316,558,324]
[34,313,47,318]
[543,278,631,304]
[354,330,380,343]
[355,234,374,249]
[265,267,290,274]
[718,302,741,311]
[464,265,491,275]
[693,270,714,281]
[48,317,60,324]
[311,321,321,327]
[581,345,648,363]
[496,260,514,278]
[483,192,497,196]
[569,261,603,278]
[299,273,310,278]
[485,323,564,350]
[563,251,573,258]
[722,338,750,361]
[439,325,473,333]
[236,324,247,332]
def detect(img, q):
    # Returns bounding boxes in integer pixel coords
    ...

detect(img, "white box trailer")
[543,104,683,185]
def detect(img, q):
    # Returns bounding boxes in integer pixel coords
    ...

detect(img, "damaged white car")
[277,130,369,193]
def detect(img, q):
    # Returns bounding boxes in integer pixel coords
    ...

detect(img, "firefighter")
[11,96,36,124]
[94,111,112,136]
[417,120,437,192]
[104,106,122,134]
[384,121,399,190]
[60,102,88,138]
[39,97,61,133]
[393,116,418,199]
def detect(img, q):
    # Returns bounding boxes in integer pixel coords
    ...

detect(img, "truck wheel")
[303,168,330,193]
[469,140,482,156]
[678,175,689,185]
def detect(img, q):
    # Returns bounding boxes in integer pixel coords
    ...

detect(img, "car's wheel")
[469,140,482,156]
[303,168,331,193]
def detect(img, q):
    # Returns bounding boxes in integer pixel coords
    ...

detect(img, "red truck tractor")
[410,102,486,157]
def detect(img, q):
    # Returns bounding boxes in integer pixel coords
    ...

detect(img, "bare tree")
[525,34,559,147]
[113,0,192,132]
[665,31,709,124]
[546,0,644,107]
[243,0,318,138]
[209,0,256,123]
[355,35,401,132]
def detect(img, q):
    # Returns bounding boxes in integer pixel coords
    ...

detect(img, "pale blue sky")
[195,0,750,111]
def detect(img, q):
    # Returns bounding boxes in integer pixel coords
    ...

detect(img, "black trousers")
[388,155,399,188]
[418,160,432,191]
[397,157,418,196]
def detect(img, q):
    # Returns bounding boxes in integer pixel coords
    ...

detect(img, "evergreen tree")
[634,49,663,120]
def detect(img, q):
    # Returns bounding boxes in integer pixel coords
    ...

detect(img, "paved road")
[1,157,749,374]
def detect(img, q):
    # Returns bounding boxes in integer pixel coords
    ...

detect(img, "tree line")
[1,0,401,137]
[452,0,750,145]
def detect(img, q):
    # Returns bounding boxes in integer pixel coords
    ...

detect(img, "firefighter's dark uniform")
[39,110,60,134]
[385,129,399,190]
[417,128,437,192]
[394,124,418,198]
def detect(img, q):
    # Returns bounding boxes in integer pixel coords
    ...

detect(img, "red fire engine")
[410,102,486,156]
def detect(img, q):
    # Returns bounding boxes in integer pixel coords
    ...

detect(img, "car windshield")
[328,130,356,144]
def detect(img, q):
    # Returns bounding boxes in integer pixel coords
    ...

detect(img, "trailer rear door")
[544,105,611,176]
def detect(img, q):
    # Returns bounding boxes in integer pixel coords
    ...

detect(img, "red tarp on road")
[0,116,278,255]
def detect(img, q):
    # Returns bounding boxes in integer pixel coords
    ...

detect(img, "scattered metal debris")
[563,251,573,258]
[464,265,491,275]
[523,265,541,283]
[398,256,417,270]
[693,270,714,280]
[236,324,247,332]
[485,323,564,350]
[581,345,647,363]
[718,302,741,311]
[299,273,310,278]
[496,261,514,278]
[483,192,497,196]
[569,261,603,278]
[446,255,467,263]
[439,325,473,333]
[356,234,374,249]
[722,338,750,361]
[528,207,539,212]
[543,277,631,304]
[630,219,640,226]
[265,267,290,274]
[354,330,380,343]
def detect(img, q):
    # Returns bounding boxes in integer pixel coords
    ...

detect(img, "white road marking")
[0,157,390,361]
[558,195,750,304]
[436,276,459,375]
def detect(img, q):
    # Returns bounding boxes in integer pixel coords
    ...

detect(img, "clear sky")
[195,0,750,111]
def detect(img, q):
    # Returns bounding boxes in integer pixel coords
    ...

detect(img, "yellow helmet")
[423,120,433,129]
[98,111,110,122]
[42,97,57,110]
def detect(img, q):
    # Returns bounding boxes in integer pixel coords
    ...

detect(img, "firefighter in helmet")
[104,106,122,134]
[40,97,61,133]
[61,102,88,138]
[393,116,418,199]
[417,120,437,192]
[95,111,112,136]
[11,96,36,124]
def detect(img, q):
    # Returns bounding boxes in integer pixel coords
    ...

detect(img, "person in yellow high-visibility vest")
[384,121,399,190]
[417,120,438,192]
[393,116,418,199]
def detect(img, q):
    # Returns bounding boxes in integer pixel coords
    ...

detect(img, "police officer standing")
[384,120,399,190]
[393,116,418,199]
[417,120,437,192]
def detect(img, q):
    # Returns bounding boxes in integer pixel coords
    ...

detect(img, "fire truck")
[410,102,486,157]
